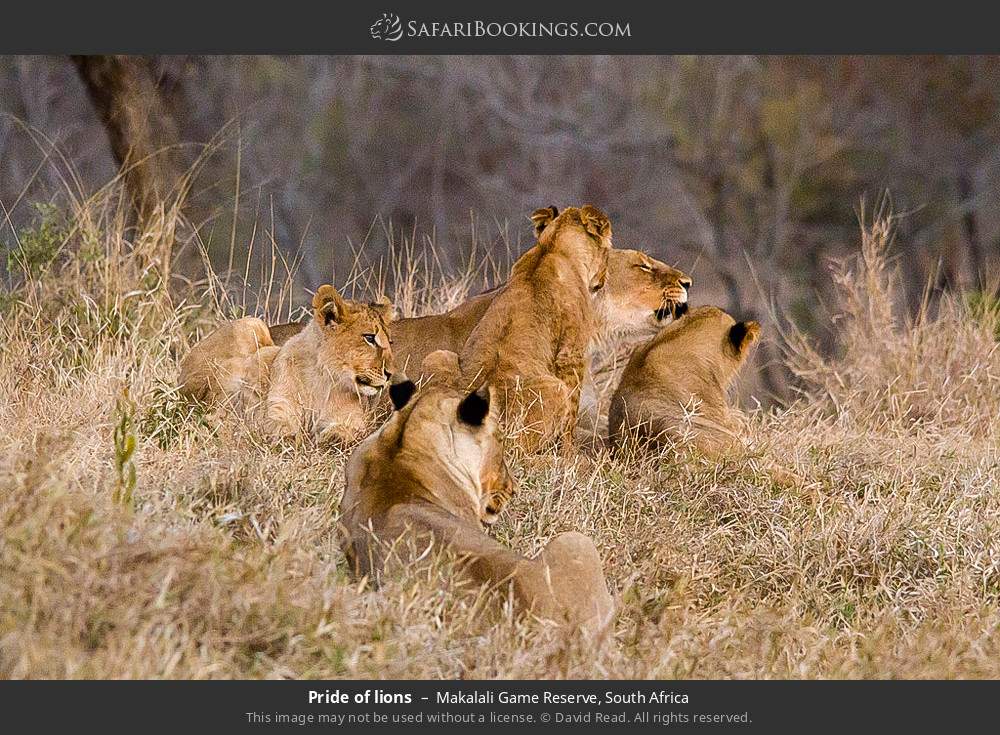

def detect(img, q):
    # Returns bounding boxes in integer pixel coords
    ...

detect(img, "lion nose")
[383,368,393,380]
[680,278,692,291]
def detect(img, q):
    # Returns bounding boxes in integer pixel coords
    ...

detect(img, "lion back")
[179,317,275,403]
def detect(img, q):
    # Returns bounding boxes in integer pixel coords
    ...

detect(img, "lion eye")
[363,333,377,347]
[635,263,653,272]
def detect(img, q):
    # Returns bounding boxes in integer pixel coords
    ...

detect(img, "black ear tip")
[457,384,491,426]
[548,205,559,217]
[729,321,749,349]
[388,379,417,411]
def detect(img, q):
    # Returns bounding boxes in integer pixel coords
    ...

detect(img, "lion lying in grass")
[608,305,760,455]
[178,317,279,406]
[265,286,395,444]
[179,285,395,444]
[339,366,614,633]
[458,205,613,453]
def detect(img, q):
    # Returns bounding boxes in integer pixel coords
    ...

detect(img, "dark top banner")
[2,680,999,733]
[3,1,1000,54]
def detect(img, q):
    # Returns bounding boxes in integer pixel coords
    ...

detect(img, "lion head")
[601,248,692,334]
[528,205,613,294]
[376,373,516,527]
[310,285,395,396]
[655,305,760,380]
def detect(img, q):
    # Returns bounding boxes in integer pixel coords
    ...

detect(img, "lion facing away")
[608,305,760,455]
[264,285,395,444]
[339,373,614,633]
[458,205,613,453]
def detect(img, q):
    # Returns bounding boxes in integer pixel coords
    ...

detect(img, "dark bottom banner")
[1,680,995,732]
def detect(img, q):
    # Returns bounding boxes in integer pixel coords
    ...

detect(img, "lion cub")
[179,317,279,406]
[340,366,614,633]
[180,286,395,445]
[608,305,760,455]
[459,205,613,453]
[265,285,394,444]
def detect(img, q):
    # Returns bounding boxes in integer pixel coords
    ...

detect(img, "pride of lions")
[178,205,762,634]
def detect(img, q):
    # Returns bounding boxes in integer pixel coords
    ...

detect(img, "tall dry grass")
[3,183,1000,679]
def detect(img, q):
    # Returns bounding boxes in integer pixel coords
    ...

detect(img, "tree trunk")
[956,170,984,290]
[71,55,183,224]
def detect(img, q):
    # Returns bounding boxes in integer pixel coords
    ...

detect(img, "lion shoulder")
[389,288,499,376]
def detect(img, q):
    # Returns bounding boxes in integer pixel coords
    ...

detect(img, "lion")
[264,285,395,444]
[597,247,692,338]
[405,245,691,368]
[608,305,760,455]
[268,289,496,374]
[458,205,613,453]
[178,317,279,406]
[580,249,692,441]
[380,288,499,376]
[339,368,614,633]
[267,247,692,377]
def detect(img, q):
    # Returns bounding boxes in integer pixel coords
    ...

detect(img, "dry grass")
[3,184,1000,680]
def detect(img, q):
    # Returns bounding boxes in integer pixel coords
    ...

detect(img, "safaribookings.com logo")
[370,13,631,42]
[370,13,404,41]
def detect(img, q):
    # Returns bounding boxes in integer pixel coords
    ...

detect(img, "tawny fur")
[268,248,692,377]
[457,206,613,453]
[178,317,279,407]
[265,285,395,445]
[609,305,760,456]
[339,378,614,633]
[596,247,692,339]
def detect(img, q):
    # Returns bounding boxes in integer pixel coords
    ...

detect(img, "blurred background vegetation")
[2,55,999,400]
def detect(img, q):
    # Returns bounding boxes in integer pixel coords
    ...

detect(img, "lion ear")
[313,285,348,327]
[530,206,559,238]
[370,295,396,322]
[728,320,761,356]
[457,384,491,426]
[388,375,416,411]
[580,205,612,241]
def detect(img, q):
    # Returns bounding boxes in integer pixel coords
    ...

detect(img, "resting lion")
[268,246,692,377]
[339,368,614,632]
[265,285,395,444]
[458,205,613,453]
[178,317,279,406]
[608,305,760,455]
[179,285,395,445]
[597,247,691,338]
